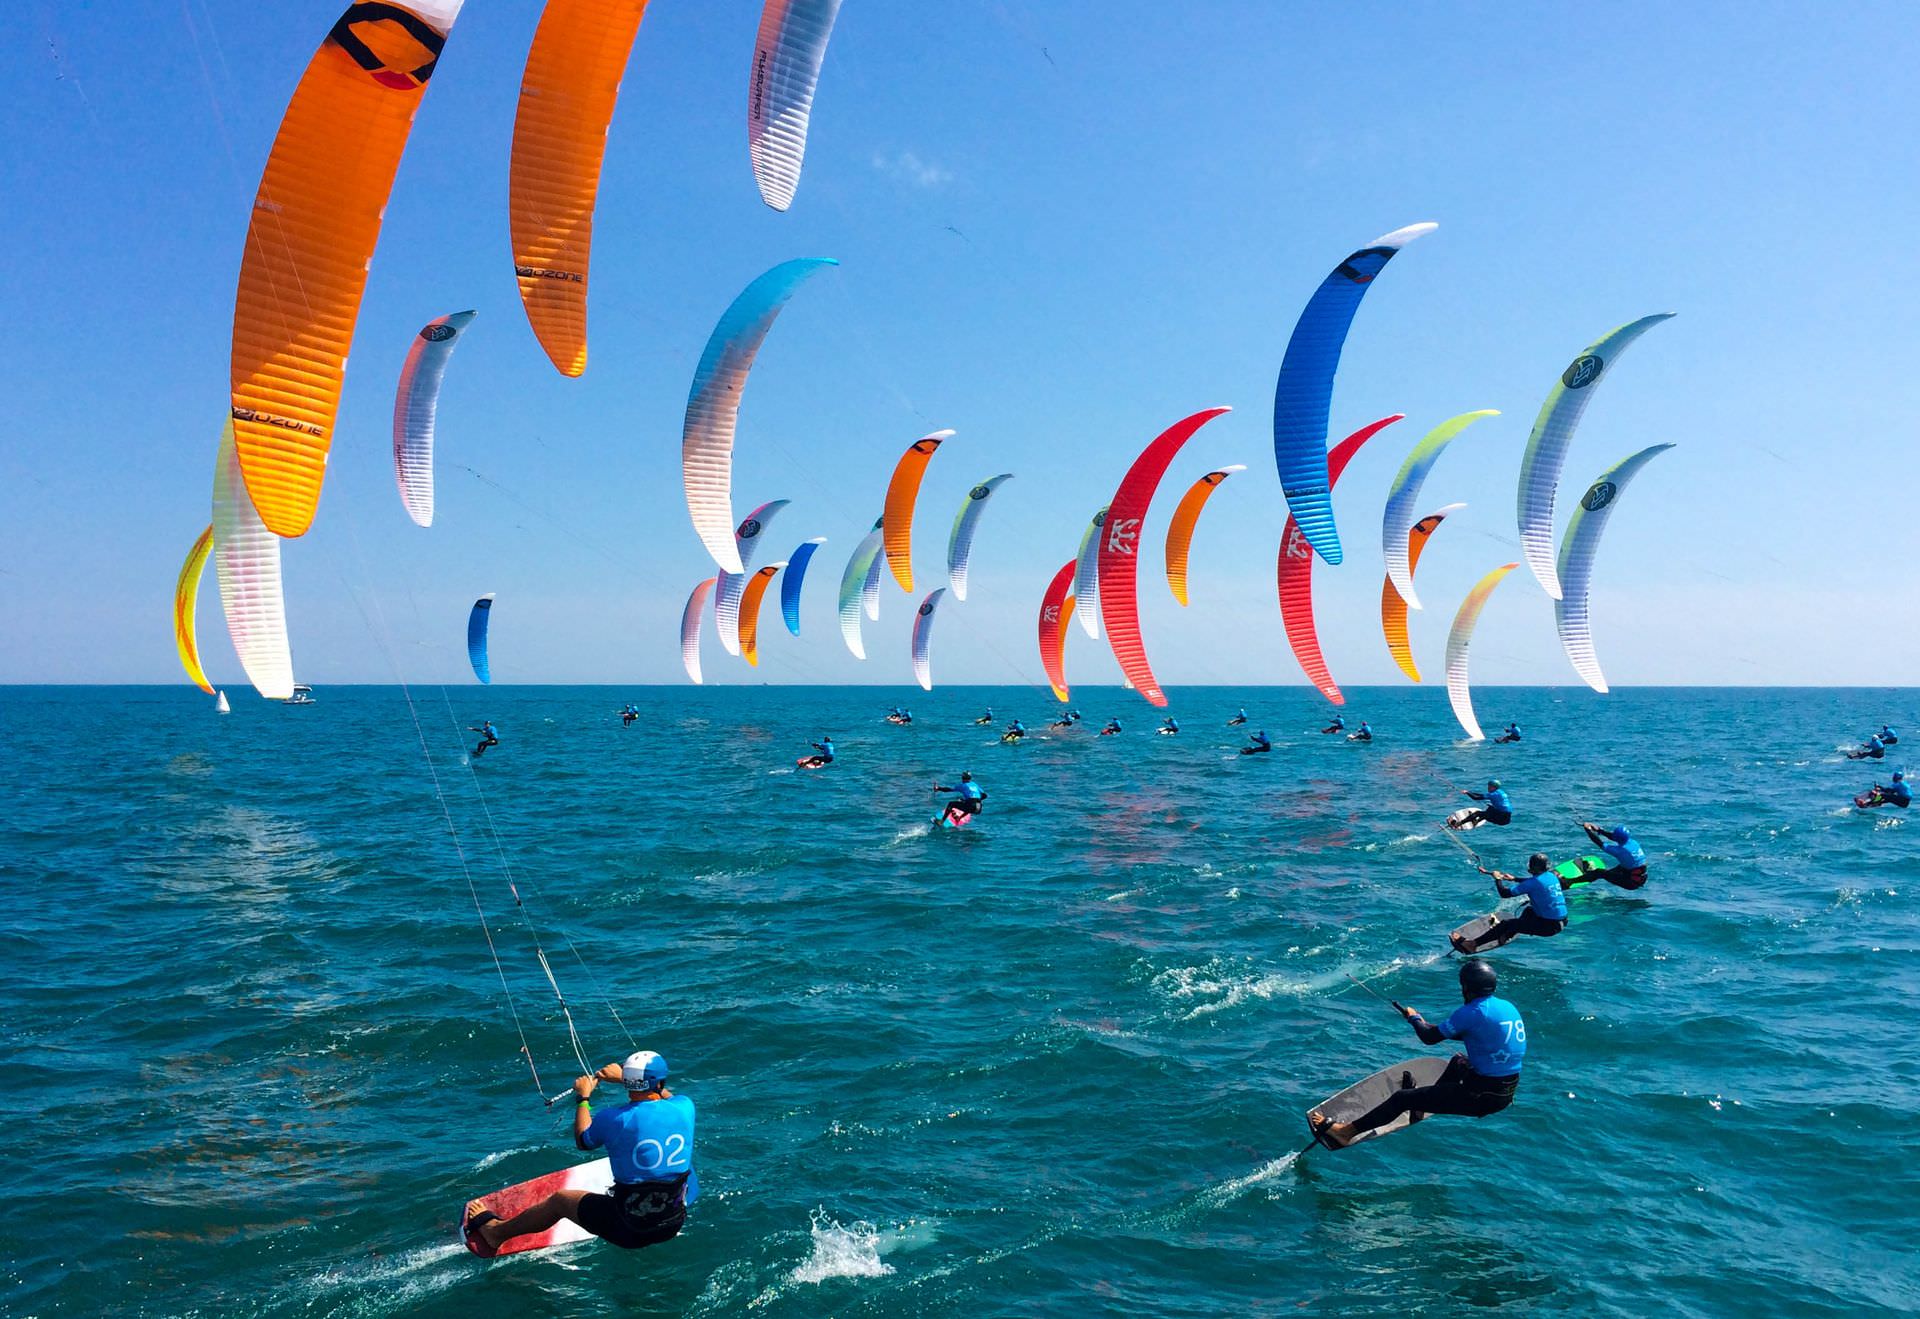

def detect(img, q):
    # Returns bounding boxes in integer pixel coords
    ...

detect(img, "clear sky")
[5,1,1915,690]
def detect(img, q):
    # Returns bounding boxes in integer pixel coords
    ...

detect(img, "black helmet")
[1459,959,1498,998]
[1527,852,1551,873]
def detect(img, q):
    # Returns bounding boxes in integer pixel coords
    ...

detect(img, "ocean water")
[2,684,1915,1318]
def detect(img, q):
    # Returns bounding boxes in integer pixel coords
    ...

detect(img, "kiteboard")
[934,808,973,830]
[1551,855,1613,888]
[1445,806,1489,831]
[1448,911,1511,953]
[462,1157,614,1258]
[1307,1056,1453,1150]
[797,758,829,770]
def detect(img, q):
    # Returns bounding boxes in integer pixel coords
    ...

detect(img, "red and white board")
[463,1158,613,1258]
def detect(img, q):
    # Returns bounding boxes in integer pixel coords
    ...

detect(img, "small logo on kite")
[1284,526,1311,559]
[1091,510,1107,527]
[1562,354,1605,389]
[1042,605,1060,623]
[919,601,934,616]
[1106,518,1141,555]
[422,323,457,342]
[1334,246,1395,284]
[913,437,943,454]
[1580,481,1617,511]
[738,518,762,539]
[969,485,990,500]
[328,2,447,91]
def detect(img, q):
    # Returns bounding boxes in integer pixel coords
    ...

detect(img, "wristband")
[576,1096,591,1106]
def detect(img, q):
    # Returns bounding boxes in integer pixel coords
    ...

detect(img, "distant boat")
[285,685,316,706]
[214,690,230,714]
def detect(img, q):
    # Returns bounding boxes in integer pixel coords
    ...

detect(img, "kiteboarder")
[1158,717,1180,736]
[469,721,499,758]
[1051,710,1080,730]
[1228,708,1249,727]
[1320,714,1346,735]
[1309,959,1524,1149]
[1100,718,1123,737]
[1001,719,1028,744]
[1880,725,1900,746]
[464,1051,694,1257]
[1240,730,1272,755]
[1580,821,1648,888]
[1347,721,1373,743]
[933,771,987,825]
[798,736,836,769]
[1450,780,1514,830]
[1494,722,1521,743]
[1860,769,1911,809]
[620,705,638,728]
[1848,734,1886,760]
[973,708,995,725]
[1453,854,1569,952]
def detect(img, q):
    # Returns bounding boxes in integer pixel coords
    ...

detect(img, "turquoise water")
[4,685,1916,1317]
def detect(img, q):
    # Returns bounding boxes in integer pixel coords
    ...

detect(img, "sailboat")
[214,690,230,714]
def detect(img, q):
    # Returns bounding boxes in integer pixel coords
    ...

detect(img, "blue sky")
[5,1,1915,690]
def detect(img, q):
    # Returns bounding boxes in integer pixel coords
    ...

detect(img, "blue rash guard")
[1512,870,1568,920]
[958,780,984,802]
[1251,733,1270,750]
[1601,834,1646,870]
[583,1095,698,1195]
[812,740,835,761]
[1438,995,1527,1078]
[1886,779,1912,806]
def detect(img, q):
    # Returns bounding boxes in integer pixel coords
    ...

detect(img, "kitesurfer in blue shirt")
[1001,719,1027,743]
[469,721,499,758]
[1450,780,1514,830]
[1849,734,1886,760]
[1879,725,1899,746]
[799,736,835,768]
[620,704,638,727]
[1494,722,1521,743]
[1580,821,1648,889]
[1310,959,1524,1149]
[973,707,994,725]
[1051,709,1080,730]
[1100,718,1122,736]
[1453,853,1569,952]
[1240,730,1272,755]
[1227,708,1249,727]
[933,771,987,824]
[1321,714,1346,735]
[465,1050,695,1256]
[1347,721,1373,742]
[1158,716,1180,736]
[1863,769,1911,809]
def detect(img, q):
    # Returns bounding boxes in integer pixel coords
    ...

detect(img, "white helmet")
[621,1050,669,1090]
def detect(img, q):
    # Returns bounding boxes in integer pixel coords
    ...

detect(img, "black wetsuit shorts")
[576,1177,688,1250]
[1351,1056,1518,1135]
[1477,907,1566,948]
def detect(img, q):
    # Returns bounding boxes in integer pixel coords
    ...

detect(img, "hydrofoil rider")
[1100,718,1122,736]
[1310,959,1524,1149]
[1849,734,1886,760]
[1158,716,1180,736]
[1863,769,1911,809]
[1241,730,1272,755]
[933,771,986,824]
[1453,853,1568,952]
[464,1050,694,1257]
[798,736,836,768]
[1347,721,1373,742]
[1450,780,1513,829]
[973,708,994,725]
[1001,719,1027,743]
[1578,821,1648,889]
[1494,722,1521,743]
[1228,708,1249,727]
[469,721,499,758]
[1321,714,1345,735]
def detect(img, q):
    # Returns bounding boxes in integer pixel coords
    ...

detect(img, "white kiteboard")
[1445,806,1495,831]
[1307,1056,1453,1150]
[462,1157,614,1258]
